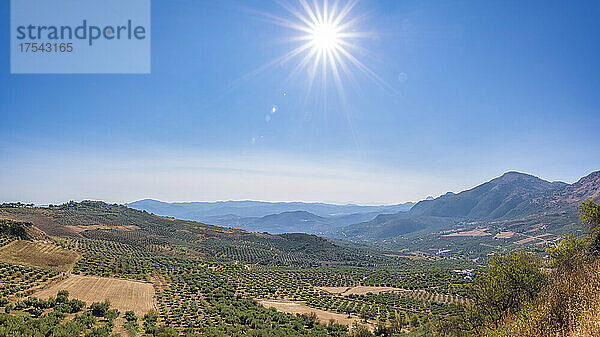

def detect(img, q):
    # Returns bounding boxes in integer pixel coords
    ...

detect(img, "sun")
[311,22,340,51]
[247,0,388,100]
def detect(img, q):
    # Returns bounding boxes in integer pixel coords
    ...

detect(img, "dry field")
[442,228,491,237]
[516,233,553,245]
[256,299,371,328]
[34,274,156,314]
[344,286,403,295]
[317,286,350,294]
[65,224,139,233]
[494,231,516,239]
[318,286,402,295]
[0,240,79,271]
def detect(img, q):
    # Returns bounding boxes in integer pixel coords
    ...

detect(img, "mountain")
[126,199,415,234]
[339,171,599,241]
[506,171,600,218]
[409,172,564,219]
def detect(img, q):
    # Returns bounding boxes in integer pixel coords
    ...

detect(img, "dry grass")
[0,240,79,271]
[491,259,600,337]
[34,274,156,314]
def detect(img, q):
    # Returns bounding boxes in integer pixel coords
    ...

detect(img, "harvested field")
[0,240,79,271]
[494,231,515,239]
[65,224,139,233]
[317,286,349,294]
[34,274,156,314]
[515,237,536,245]
[256,299,370,328]
[318,286,402,295]
[516,233,553,245]
[344,286,402,295]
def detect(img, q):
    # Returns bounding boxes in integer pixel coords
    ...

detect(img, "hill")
[203,210,337,235]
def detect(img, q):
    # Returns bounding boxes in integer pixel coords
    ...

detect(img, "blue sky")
[1,0,599,205]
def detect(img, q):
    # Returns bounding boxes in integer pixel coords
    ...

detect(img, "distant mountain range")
[126,199,416,235]
[127,171,600,240]
[338,171,600,240]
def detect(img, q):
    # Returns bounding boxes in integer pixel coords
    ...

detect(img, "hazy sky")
[1,0,599,205]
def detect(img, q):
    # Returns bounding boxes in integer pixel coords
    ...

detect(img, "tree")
[74,312,97,329]
[546,235,587,270]
[90,301,110,317]
[105,309,120,321]
[124,310,137,322]
[359,307,369,322]
[579,200,600,254]
[303,311,318,328]
[389,312,405,333]
[373,320,389,336]
[57,290,69,303]
[143,310,158,334]
[466,251,546,329]
[69,299,86,313]
[410,314,419,327]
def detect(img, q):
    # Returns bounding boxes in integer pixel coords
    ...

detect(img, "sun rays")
[247,0,387,102]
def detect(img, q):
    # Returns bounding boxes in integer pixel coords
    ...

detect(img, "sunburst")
[249,0,386,101]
